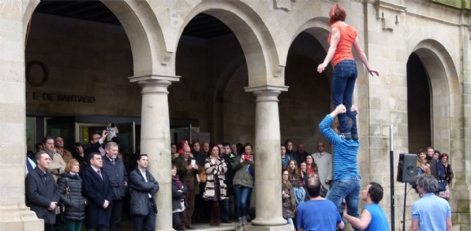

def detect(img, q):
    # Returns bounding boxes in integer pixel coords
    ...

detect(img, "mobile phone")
[191,160,196,166]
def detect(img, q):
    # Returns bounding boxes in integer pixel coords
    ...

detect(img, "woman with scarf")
[282,169,296,226]
[438,153,454,199]
[172,164,188,230]
[56,159,86,231]
[203,145,228,226]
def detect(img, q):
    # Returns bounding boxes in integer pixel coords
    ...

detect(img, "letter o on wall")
[26,60,48,87]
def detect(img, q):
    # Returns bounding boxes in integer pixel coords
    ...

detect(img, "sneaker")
[242,216,248,226]
[342,133,352,140]
[237,217,243,228]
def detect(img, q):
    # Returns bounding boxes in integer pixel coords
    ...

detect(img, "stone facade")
[0,0,470,230]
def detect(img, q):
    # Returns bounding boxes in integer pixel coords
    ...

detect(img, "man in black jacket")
[426,147,439,179]
[102,142,128,231]
[25,151,60,231]
[85,130,108,162]
[129,154,159,231]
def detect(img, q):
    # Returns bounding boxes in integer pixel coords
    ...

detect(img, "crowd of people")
[24,3,453,231]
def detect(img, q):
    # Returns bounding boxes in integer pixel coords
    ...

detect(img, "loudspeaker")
[396,153,418,183]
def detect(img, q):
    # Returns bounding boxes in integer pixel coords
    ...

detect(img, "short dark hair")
[34,151,48,163]
[74,142,82,147]
[222,142,230,148]
[281,144,286,148]
[284,139,293,146]
[171,143,175,146]
[368,182,384,204]
[42,136,54,144]
[418,149,426,155]
[306,177,321,198]
[35,143,43,150]
[89,152,101,161]
[137,154,148,161]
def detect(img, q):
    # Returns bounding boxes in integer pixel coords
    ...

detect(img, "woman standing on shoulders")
[203,145,228,226]
[232,143,255,228]
[317,4,379,140]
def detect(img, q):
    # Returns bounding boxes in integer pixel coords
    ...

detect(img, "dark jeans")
[220,199,229,220]
[332,59,358,136]
[109,199,123,231]
[132,202,156,231]
[327,176,361,231]
[234,186,251,218]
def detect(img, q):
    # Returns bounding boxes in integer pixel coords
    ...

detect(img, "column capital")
[128,74,181,85]
[245,85,289,102]
[244,85,289,94]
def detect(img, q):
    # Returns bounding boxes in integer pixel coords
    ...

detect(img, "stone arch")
[23,0,167,77]
[411,39,460,153]
[178,1,280,86]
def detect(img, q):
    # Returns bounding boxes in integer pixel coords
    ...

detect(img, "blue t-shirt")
[363,203,389,231]
[319,115,360,180]
[297,199,342,231]
[411,193,451,231]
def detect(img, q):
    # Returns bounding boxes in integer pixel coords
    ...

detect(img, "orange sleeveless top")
[328,22,357,66]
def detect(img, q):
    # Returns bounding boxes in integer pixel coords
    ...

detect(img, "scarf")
[282,180,296,211]
[172,175,183,189]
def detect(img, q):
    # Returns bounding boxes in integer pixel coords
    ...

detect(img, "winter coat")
[172,156,202,194]
[25,167,60,224]
[172,177,188,211]
[203,156,228,201]
[101,156,128,200]
[82,166,113,228]
[232,155,255,188]
[129,168,159,216]
[56,173,86,221]
[282,181,296,219]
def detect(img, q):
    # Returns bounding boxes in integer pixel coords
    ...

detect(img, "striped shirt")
[319,115,360,180]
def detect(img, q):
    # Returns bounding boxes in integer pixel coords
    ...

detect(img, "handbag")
[437,176,447,192]
[198,170,207,183]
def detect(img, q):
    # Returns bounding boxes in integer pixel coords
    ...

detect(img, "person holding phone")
[203,146,228,226]
[232,143,255,228]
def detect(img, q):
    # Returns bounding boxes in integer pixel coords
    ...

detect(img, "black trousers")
[173,212,184,229]
[108,200,123,231]
[44,224,54,231]
[87,226,107,231]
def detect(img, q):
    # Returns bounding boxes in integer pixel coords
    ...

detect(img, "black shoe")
[342,133,352,140]
[352,134,359,140]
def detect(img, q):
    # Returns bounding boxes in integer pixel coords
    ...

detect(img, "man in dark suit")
[82,152,113,231]
[25,151,60,231]
[102,142,128,231]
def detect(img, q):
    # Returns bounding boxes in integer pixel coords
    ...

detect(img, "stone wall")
[25,13,140,117]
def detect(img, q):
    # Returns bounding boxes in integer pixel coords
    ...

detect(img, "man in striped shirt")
[319,104,361,231]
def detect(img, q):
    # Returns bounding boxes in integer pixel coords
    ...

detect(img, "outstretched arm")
[319,105,346,145]
[352,37,379,76]
[344,208,372,230]
[317,27,340,73]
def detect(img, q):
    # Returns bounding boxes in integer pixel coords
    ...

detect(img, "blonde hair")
[65,159,79,173]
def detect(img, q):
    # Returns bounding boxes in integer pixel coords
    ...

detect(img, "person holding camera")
[232,143,255,228]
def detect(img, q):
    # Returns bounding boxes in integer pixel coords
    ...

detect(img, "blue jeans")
[220,199,229,220]
[286,218,293,224]
[332,59,358,136]
[132,202,156,231]
[234,186,251,218]
[327,176,361,231]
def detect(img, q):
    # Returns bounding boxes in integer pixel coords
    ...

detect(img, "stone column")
[0,1,45,230]
[129,74,180,231]
[244,85,290,230]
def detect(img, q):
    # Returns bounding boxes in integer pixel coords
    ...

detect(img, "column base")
[0,205,44,231]
[242,224,294,231]
[250,217,287,226]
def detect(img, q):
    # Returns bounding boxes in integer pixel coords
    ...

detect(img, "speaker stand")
[401,183,413,231]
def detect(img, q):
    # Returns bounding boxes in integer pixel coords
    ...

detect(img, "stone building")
[0,0,470,230]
